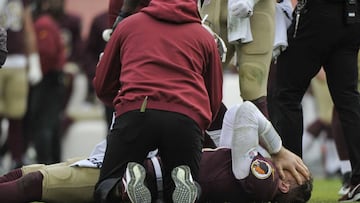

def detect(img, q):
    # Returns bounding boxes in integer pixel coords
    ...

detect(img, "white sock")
[340,160,352,175]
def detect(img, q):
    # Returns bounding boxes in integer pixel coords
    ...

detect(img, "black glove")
[0,27,7,67]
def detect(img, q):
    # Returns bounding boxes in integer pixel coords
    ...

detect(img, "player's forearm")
[258,120,282,155]
[240,101,282,155]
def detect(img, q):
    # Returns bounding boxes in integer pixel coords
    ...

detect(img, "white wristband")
[28,53,43,85]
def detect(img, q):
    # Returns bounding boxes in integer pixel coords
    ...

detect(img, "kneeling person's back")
[94,0,223,130]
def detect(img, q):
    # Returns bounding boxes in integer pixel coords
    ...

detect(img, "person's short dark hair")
[272,177,313,203]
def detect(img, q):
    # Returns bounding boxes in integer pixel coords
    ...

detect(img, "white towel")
[71,139,107,168]
[273,0,294,59]
[227,0,259,44]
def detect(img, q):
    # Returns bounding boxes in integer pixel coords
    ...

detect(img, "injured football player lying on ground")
[0,101,312,203]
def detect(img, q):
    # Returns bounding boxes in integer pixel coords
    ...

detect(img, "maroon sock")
[208,102,227,131]
[204,102,227,148]
[0,171,43,203]
[8,119,25,164]
[0,168,23,183]
[251,96,269,119]
[306,119,325,138]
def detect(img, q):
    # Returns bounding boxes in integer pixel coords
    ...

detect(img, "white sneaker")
[339,185,352,197]
[339,172,352,196]
[171,165,197,203]
[339,183,360,202]
[125,162,152,203]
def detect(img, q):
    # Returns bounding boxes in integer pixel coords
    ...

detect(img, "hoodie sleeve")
[203,39,223,124]
[93,29,122,107]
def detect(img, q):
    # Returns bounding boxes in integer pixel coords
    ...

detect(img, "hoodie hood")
[141,0,201,24]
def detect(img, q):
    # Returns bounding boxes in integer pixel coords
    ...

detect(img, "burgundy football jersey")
[143,148,279,202]
[199,148,279,202]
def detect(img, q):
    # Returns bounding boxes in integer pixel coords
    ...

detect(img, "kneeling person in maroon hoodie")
[92,0,223,202]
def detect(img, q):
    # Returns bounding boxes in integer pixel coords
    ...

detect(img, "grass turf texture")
[31,177,343,203]
[309,178,342,203]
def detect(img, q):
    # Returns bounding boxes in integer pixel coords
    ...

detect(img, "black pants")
[24,70,66,164]
[268,0,360,184]
[95,109,203,202]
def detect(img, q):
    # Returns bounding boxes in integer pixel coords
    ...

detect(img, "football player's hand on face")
[272,147,310,185]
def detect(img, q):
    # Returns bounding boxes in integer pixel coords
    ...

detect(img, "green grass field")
[31,177,343,203]
[310,178,342,203]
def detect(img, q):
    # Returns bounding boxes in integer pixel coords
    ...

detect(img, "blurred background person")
[23,0,66,165]
[82,11,107,105]
[200,0,276,118]
[45,0,85,134]
[0,0,42,169]
[327,52,360,196]
[81,10,114,129]
[47,0,83,70]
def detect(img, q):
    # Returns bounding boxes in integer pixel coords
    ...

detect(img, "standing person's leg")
[267,60,277,121]
[200,0,236,71]
[332,108,352,195]
[268,0,326,156]
[325,45,360,187]
[24,77,64,164]
[235,0,275,118]
[25,82,47,163]
[267,42,320,156]
[306,72,341,176]
[331,108,350,164]
[42,71,66,164]
[5,68,28,168]
[335,50,360,195]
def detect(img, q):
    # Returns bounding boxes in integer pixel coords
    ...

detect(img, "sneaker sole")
[339,184,360,202]
[126,162,152,203]
[171,165,197,203]
[340,193,360,202]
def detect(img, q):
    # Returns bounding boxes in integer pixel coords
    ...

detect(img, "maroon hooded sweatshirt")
[93,0,223,130]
